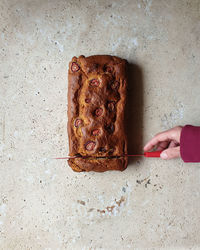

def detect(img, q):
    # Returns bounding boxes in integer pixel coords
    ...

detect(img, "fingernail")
[160,152,168,159]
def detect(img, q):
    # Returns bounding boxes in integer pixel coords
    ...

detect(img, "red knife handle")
[144,151,163,158]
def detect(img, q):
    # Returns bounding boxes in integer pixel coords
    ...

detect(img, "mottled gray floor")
[1,0,200,249]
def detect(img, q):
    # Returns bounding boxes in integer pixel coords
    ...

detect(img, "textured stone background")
[1,0,200,249]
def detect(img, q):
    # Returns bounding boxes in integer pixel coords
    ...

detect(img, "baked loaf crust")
[67,55,128,172]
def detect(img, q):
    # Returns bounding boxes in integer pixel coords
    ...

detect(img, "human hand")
[143,126,183,160]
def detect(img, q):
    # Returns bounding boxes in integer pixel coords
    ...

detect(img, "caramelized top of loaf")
[68,55,127,158]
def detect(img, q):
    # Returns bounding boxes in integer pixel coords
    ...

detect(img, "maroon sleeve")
[180,125,200,162]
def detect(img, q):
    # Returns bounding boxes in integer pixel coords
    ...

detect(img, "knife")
[55,151,162,160]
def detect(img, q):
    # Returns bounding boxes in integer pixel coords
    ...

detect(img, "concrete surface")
[1,0,200,249]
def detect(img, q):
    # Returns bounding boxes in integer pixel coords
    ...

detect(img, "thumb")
[160,146,180,160]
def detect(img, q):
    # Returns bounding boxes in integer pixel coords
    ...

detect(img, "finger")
[168,140,179,148]
[156,141,169,151]
[160,146,180,160]
[144,126,183,152]
[144,130,173,152]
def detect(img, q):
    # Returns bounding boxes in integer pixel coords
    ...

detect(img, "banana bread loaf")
[67,55,128,172]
